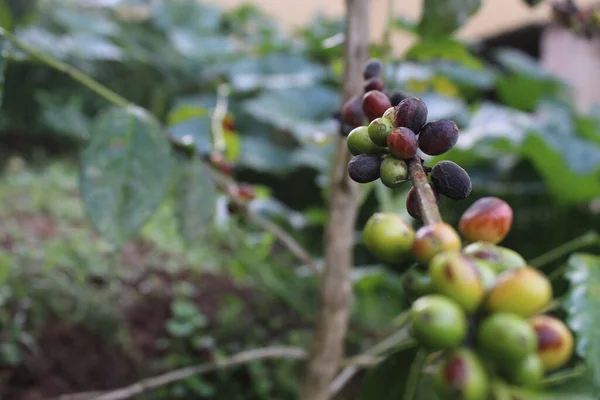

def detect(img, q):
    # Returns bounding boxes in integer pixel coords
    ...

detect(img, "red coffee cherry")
[412,223,462,265]
[341,94,366,127]
[362,90,392,122]
[459,197,513,244]
[364,76,385,92]
[529,315,574,372]
[386,127,418,159]
[406,186,439,220]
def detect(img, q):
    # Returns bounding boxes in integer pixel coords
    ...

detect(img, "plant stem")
[403,348,426,400]
[1,28,130,109]
[407,157,442,225]
[211,83,230,154]
[529,230,599,272]
[299,0,369,399]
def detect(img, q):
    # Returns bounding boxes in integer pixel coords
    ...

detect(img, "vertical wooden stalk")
[407,157,442,225]
[299,0,370,399]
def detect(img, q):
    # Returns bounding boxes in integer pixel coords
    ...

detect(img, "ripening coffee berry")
[477,313,538,363]
[472,259,496,290]
[362,90,392,122]
[347,155,383,183]
[238,184,256,201]
[501,354,545,387]
[380,155,408,188]
[341,95,366,127]
[529,315,574,372]
[368,117,394,146]
[403,269,433,301]
[430,161,472,200]
[363,58,383,80]
[394,97,428,133]
[429,252,485,313]
[459,197,513,244]
[389,91,407,107]
[418,119,459,156]
[362,213,415,264]
[463,241,526,274]
[347,126,384,156]
[410,295,467,349]
[406,186,439,220]
[434,348,490,400]
[364,76,385,92]
[382,107,395,123]
[387,127,418,159]
[485,267,552,317]
[412,223,462,265]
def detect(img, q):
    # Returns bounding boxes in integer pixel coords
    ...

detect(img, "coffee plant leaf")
[80,106,172,247]
[418,0,482,38]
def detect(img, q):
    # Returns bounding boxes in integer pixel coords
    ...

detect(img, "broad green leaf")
[496,73,562,111]
[494,48,557,80]
[545,365,598,398]
[404,38,484,69]
[418,0,482,38]
[167,98,216,155]
[0,0,13,30]
[80,107,173,247]
[150,1,221,33]
[36,92,90,139]
[563,253,600,396]
[173,156,216,245]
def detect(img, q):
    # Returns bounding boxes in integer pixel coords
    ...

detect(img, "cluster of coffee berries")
[343,58,472,218]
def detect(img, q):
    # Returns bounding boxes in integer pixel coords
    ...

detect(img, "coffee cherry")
[477,313,538,363]
[403,269,433,301]
[347,154,383,183]
[380,155,408,188]
[459,197,513,244]
[529,315,574,372]
[363,58,383,80]
[406,186,439,220]
[209,152,235,175]
[463,242,526,274]
[501,354,545,387]
[412,223,462,265]
[364,76,385,92]
[238,184,256,201]
[389,91,407,107]
[362,212,415,264]
[429,252,485,313]
[362,90,392,122]
[347,126,384,156]
[418,119,459,156]
[430,161,472,200]
[382,107,395,123]
[368,117,394,146]
[341,95,366,127]
[410,295,467,349]
[485,267,552,317]
[472,259,496,290]
[387,127,418,159]
[394,97,428,133]
[434,348,490,400]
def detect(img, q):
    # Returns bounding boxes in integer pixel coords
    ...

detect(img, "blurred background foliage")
[0,0,598,398]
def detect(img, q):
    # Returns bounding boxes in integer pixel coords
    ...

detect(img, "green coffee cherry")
[368,117,395,146]
[463,241,526,274]
[347,126,384,156]
[362,212,415,264]
[410,295,467,349]
[473,259,496,290]
[380,155,408,188]
[477,313,538,363]
[403,268,433,301]
[501,354,545,387]
[434,348,490,400]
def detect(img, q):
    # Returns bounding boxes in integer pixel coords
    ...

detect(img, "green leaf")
[80,107,173,247]
[0,0,13,31]
[496,73,562,111]
[418,0,482,38]
[174,156,216,245]
[563,253,600,396]
[404,38,483,69]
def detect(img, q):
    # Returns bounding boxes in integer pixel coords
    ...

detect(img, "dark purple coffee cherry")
[341,95,366,127]
[364,77,385,93]
[406,186,439,220]
[418,119,460,156]
[347,154,383,183]
[386,127,418,159]
[430,161,472,200]
[362,90,392,122]
[389,91,407,106]
[394,97,428,133]
[363,58,383,80]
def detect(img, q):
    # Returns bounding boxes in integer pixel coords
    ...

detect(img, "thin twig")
[211,83,230,154]
[529,230,599,272]
[403,348,426,400]
[407,157,442,225]
[88,347,307,400]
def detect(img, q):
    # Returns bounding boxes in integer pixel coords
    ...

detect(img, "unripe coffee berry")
[363,58,383,80]
[347,154,383,183]
[382,107,395,123]
[364,76,384,92]
[477,313,538,363]
[387,127,418,159]
[463,241,526,274]
[380,155,408,188]
[406,186,439,220]
[368,117,394,146]
[394,97,428,133]
[403,268,433,301]
[418,119,459,156]
[410,294,467,349]
[485,267,552,317]
[362,212,415,264]
[428,252,485,313]
[501,354,545,387]
[472,259,496,290]
[347,126,384,156]
[341,95,366,127]
[434,348,490,400]
[412,223,462,265]
[430,160,472,200]
[459,197,513,244]
[529,315,574,372]
[362,90,392,122]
